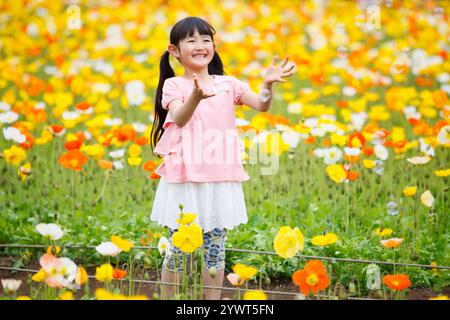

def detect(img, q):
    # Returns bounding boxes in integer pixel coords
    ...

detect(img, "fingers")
[193,73,200,89]
[271,54,280,66]
[280,55,290,68]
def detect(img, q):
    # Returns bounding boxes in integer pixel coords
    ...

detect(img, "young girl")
[150,16,296,300]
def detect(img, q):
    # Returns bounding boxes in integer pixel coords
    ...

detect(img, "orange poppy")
[75,101,90,111]
[348,132,366,148]
[134,137,148,146]
[64,139,83,151]
[361,146,374,156]
[19,130,34,150]
[381,238,403,248]
[114,125,137,143]
[305,136,316,145]
[143,161,157,172]
[383,274,411,291]
[292,260,330,296]
[50,124,65,136]
[112,269,128,280]
[98,159,113,170]
[150,171,160,180]
[59,150,89,171]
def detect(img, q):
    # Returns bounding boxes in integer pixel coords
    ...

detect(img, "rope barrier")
[0,266,378,300]
[1,243,448,270]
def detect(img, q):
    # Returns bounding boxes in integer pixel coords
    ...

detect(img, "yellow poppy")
[232,263,257,282]
[111,235,134,252]
[95,263,113,282]
[274,226,304,259]
[311,233,338,246]
[172,224,203,253]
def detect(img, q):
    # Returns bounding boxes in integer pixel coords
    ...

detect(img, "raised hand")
[191,73,216,101]
[263,55,297,85]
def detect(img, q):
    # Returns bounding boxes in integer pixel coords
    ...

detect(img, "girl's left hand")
[263,55,297,85]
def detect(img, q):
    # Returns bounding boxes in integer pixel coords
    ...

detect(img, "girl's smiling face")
[169,29,215,71]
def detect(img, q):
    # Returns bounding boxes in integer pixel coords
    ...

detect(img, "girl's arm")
[239,55,296,112]
[169,73,216,127]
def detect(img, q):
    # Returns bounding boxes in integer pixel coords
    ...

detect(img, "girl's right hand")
[192,73,216,101]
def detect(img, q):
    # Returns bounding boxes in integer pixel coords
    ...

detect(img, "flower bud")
[348,282,356,294]
[208,266,218,278]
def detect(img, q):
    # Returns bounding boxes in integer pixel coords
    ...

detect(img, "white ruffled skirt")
[150,177,248,233]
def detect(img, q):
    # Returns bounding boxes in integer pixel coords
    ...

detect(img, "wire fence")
[0,265,378,300]
[0,243,449,270]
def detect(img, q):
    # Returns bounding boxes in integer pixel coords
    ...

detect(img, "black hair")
[150,16,227,153]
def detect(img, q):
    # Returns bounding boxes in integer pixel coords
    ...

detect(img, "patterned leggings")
[163,227,227,272]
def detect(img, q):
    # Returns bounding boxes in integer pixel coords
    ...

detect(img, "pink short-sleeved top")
[153,75,251,183]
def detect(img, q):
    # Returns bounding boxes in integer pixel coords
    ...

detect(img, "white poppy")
[236,118,249,127]
[0,111,19,124]
[1,279,22,292]
[324,147,343,165]
[304,117,318,128]
[344,147,360,156]
[419,138,435,157]
[126,80,146,106]
[132,122,147,133]
[437,125,450,145]
[310,127,325,137]
[113,161,124,170]
[95,242,122,256]
[287,102,302,114]
[371,130,387,145]
[109,149,125,158]
[62,111,79,120]
[104,118,123,126]
[0,101,11,111]
[320,123,338,133]
[157,236,171,256]
[342,86,357,97]
[407,156,431,165]
[374,144,389,161]
[58,257,78,284]
[3,127,26,143]
[313,148,326,158]
[36,223,64,240]
[421,191,435,208]
[350,112,367,131]
[282,131,301,149]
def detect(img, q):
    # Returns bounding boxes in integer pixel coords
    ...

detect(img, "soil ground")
[0,257,448,300]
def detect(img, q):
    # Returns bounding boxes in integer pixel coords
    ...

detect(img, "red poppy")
[59,150,89,171]
[150,171,160,180]
[112,269,128,280]
[383,274,411,291]
[292,260,330,296]
[135,137,148,146]
[64,140,83,151]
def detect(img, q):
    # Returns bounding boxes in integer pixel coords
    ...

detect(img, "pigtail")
[150,50,175,153]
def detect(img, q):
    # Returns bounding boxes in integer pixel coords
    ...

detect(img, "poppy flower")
[383,274,411,291]
[292,260,330,296]
[232,264,258,282]
[420,190,435,207]
[59,150,89,171]
[112,269,128,280]
[49,124,66,136]
[172,224,203,253]
[95,264,113,283]
[381,238,403,248]
[111,235,134,252]
[311,233,338,246]
[403,186,417,196]
[274,226,304,259]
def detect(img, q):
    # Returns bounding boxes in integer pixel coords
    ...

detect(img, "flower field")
[0,0,449,300]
